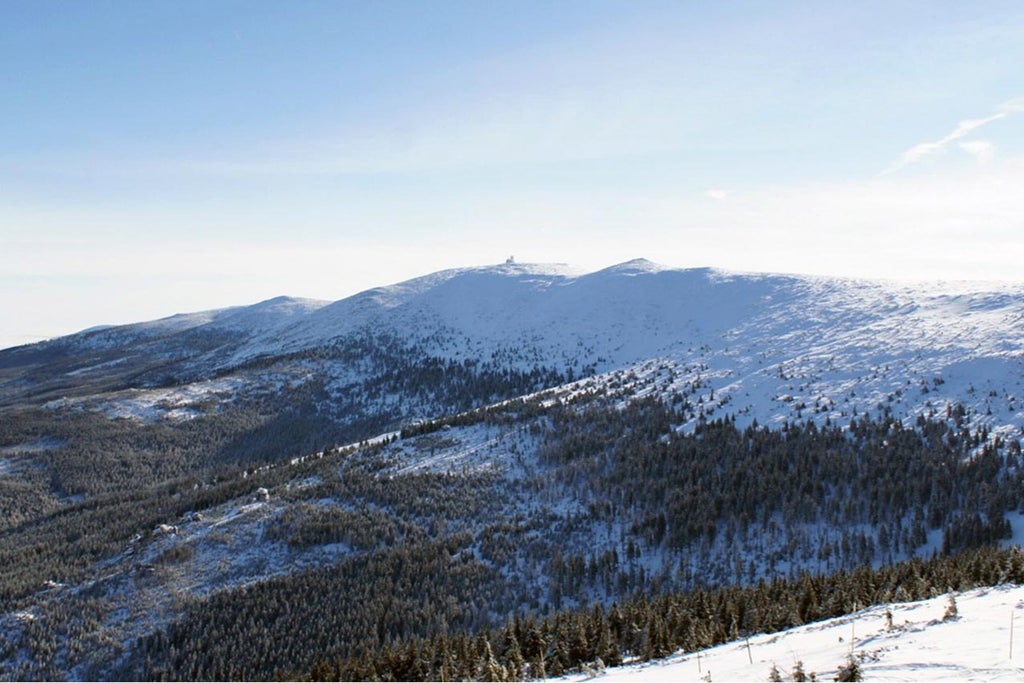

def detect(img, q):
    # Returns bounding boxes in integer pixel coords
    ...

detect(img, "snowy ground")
[21,260,1024,447]
[556,584,1024,682]
[5,260,1024,679]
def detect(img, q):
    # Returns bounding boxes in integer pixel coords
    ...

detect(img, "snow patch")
[554,584,1024,682]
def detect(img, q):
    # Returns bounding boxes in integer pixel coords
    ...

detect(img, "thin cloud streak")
[881,96,1023,176]
[999,97,1024,113]
[959,140,995,165]
[881,112,1005,175]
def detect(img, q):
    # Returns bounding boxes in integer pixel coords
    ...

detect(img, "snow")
[199,295,328,333]
[593,258,673,276]
[0,438,64,475]
[54,295,328,355]
[6,258,1024,680]
[21,258,1024,450]
[554,584,1024,682]
[0,438,64,455]
[243,261,581,361]
[94,378,246,423]
[388,423,530,477]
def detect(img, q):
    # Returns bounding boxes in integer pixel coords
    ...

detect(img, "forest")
[306,545,1024,682]
[120,400,1024,679]
[2,351,1022,680]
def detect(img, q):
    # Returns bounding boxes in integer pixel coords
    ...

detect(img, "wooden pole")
[746,637,753,664]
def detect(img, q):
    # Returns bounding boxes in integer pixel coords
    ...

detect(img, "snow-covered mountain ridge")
[3,259,1024,681]
[4,258,1022,444]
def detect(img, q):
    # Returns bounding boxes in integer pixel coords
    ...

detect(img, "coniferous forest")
[3,12,1024,664]
[304,545,1024,682]
[2,335,1023,680]
[110,397,1022,681]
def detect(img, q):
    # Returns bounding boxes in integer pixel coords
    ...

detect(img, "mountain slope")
[556,583,1024,682]
[2,259,1024,680]
[5,258,1022,439]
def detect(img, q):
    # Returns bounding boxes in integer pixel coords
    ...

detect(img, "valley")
[1,260,1023,680]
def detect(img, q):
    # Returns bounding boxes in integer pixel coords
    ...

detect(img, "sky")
[3,0,1024,350]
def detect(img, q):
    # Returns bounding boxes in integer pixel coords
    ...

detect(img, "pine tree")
[595,622,622,667]
[528,653,546,681]
[478,634,506,682]
[835,654,862,682]
[501,629,525,681]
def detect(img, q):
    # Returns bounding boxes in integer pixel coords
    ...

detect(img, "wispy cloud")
[706,188,728,201]
[999,97,1024,113]
[959,140,995,165]
[881,111,1007,175]
[881,96,1024,175]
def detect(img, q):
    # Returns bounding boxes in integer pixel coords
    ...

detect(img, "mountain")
[4,258,1023,435]
[555,583,1024,682]
[1,258,1024,680]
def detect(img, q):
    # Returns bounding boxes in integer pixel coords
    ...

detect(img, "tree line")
[307,545,1024,681]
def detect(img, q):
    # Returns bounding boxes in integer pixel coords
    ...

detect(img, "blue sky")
[3,1,1024,348]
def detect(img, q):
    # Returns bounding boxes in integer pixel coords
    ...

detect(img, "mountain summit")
[3,258,1023,438]
[3,258,1024,680]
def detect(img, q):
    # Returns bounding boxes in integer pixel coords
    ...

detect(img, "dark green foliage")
[263,503,403,550]
[0,338,562,611]
[304,546,1024,681]
[2,345,1023,683]
[835,654,862,681]
[124,539,528,681]
[539,398,1021,563]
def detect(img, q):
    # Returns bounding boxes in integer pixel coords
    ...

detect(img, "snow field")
[556,584,1024,682]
